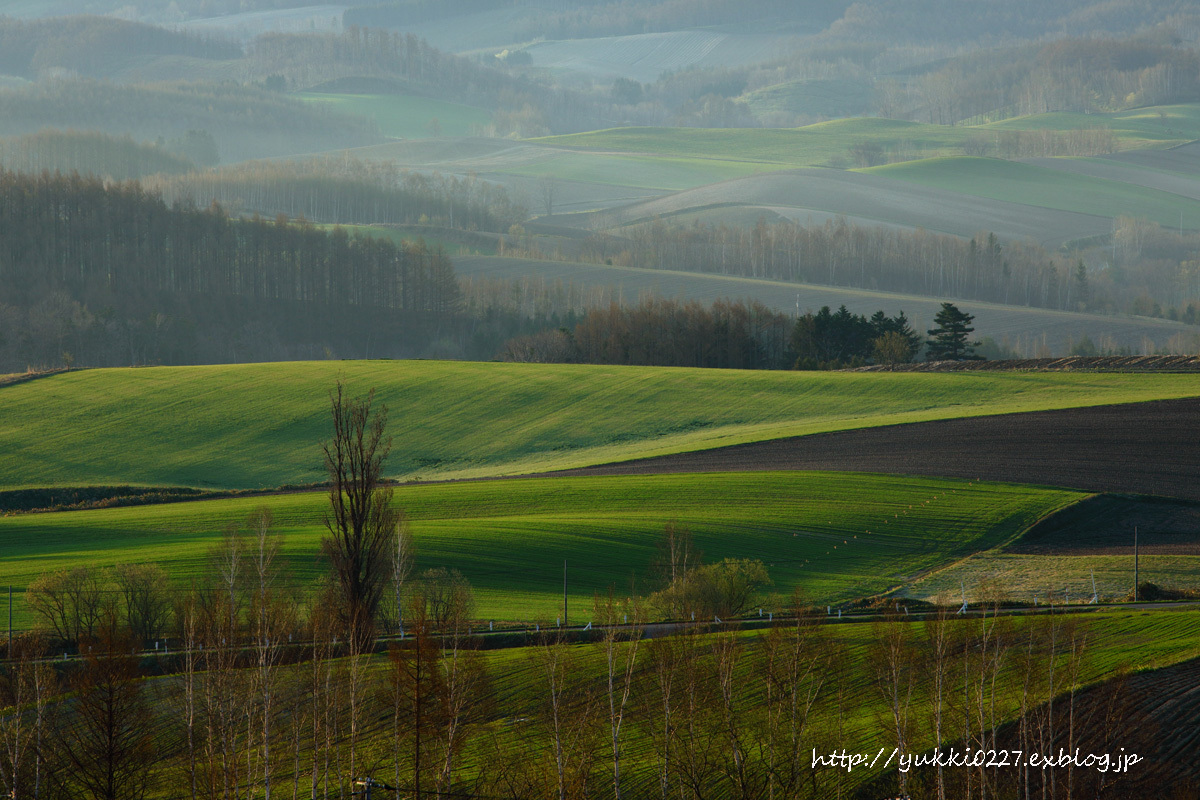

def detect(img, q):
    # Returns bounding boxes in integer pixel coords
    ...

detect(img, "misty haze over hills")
[1,0,1200,369]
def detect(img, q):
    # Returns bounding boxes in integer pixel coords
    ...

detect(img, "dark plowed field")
[553,397,1200,501]
[1010,494,1200,555]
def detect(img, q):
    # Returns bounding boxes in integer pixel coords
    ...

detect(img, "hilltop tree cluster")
[500,298,795,369]
[791,305,923,368]
[500,298,958,369]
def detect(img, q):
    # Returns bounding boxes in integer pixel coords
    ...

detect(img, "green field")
[298,91,492,139]
[531,118,970,167]
[743,78,874,121]
[4,361,1200,490]
[0,472,1080,624]
[532,105,1200,170]
[503,151,768,191]
[317,224,498,256]
[980,103,1200,149]
[862,156,1200,231]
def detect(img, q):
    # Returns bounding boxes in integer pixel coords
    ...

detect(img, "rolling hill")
[862,156,1200,232]
[0,471,1080,621]
[2,361,1199,491]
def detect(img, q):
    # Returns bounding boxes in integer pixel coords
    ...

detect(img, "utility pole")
[7,586,10,655]
[1133,526,1139,601]
[352,777,395,800]
[563,560,568,627]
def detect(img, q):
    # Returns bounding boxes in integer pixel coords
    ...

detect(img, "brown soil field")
[552,397,1200,501]
[1087,655,1200,796]
[1010,494,1200,555]
[868,655,1200,799]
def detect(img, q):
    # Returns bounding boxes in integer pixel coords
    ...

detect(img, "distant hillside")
[0,15,240,79]
[0,79,381,163]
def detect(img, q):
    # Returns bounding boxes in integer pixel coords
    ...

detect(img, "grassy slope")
[529,104,1200,169]
[316,224,498,256]
[861,156,1200,231]
[980,104,1200,149]
[502,151,768,191]
[742,78,874,120]
[902,551,1200,604]
[0,472,1080,622]
[297,92,491,139]
[531,118,968,167]
[4,362,1200,490]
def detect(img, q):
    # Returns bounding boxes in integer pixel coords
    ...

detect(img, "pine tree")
[926,303,983,361]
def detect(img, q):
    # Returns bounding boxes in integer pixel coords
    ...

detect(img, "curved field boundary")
[1022,153,1200,202]
[864,156,1200,232]
[3,363,1199,491]
[577,167,1112,247]
[551,397,1200,501]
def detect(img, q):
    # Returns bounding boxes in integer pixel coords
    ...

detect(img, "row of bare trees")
[5,533,1133,800]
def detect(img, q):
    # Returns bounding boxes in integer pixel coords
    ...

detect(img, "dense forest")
[0,130,196,181]
[501,298,795,369]
[0,171,462,370]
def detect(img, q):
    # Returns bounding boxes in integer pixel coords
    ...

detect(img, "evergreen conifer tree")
[926,303,983,360]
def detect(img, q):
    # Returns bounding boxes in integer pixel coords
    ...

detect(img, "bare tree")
[539,628,599,800]
[52,616,156,800]
[539,176,555,217]
[391,515,414,635]
[761,596,828,800]
[322,380,399,651]
[643,634,680,800]
[26,567,107,646]
[248,507,290,800]
[389,598,443,800]
[595,592,642,800]
[199,526,247,800]
[434,580,487,796]
[114,563,170,644]
[924,607,952,800]
[179,594,199,800]
[0,634,53,799]
[415,568,473,633]
[869,613,917,798]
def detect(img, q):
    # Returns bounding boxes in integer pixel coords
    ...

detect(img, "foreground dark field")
[556,397,1200,501]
